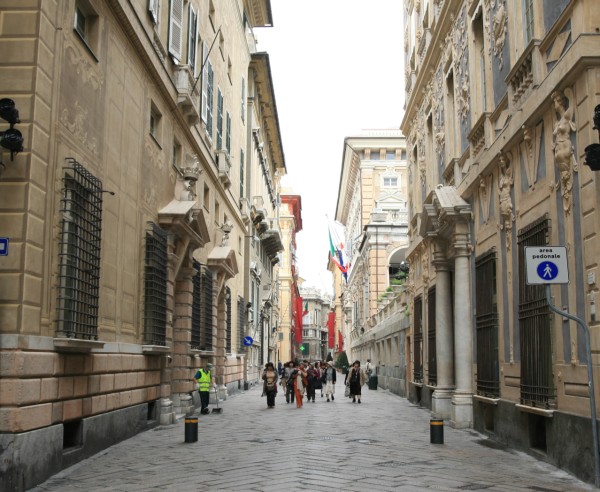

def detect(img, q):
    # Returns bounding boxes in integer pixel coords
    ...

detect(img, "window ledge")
[410,381,423,387]
[142,344,170,355]
[54,337,105,353]
[516,403,554,417]
[474,395,500,405]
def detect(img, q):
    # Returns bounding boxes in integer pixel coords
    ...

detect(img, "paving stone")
[31,383,594,491]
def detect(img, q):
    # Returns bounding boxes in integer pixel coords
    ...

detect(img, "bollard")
[430,418,444,444]
[184,417,198,443]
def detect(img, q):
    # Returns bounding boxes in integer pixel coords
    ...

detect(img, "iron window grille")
[191,260,202,350]
[475,249,500,397]
[191,263,214,351]
[413,296,423,383]
[56,158,103,340]
[518,216,555,408]
[238,296,246,352]
[225,286,232,353]
[143,222,168,346]
[428,287,437,386]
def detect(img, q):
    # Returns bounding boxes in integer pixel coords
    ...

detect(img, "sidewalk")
[32,381,594,491]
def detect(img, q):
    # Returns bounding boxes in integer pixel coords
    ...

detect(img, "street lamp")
[0,98,24,165]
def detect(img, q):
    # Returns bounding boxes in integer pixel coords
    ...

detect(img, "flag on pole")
[302,299,309,316]
[328,227,349,281]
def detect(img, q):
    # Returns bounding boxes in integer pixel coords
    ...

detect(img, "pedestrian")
[346,360,367,404]
[262,362,278,408]
[294,363,308,408]
[284,361,296,404]
[365,359,373,378]
[193,361,214,414]
[314,361,323,397]
[322,362,337,402]
[306,363,317,403]
[277,360,283,376]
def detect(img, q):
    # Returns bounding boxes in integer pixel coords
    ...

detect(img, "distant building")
[333,130,409,394]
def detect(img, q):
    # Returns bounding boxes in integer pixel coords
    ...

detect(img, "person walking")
[346,360,367,404]
[193,362,214,414]
[306,363,317,403]
[293,363,308,408]
[322,362,337,402]
[283,361,295,404]
[262,362,278,408]
[314,361,323,398]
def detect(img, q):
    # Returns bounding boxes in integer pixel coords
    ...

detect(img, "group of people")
[193,358,373,413]
[260,359,372,408]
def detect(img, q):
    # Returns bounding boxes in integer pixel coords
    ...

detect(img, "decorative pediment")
[207,245,239,299]
[419,186,471,239]
[158,200,210,249]
[377,192,407,207]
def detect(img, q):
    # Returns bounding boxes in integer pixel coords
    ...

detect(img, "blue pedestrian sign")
[525,246,569,285]
[0,237,8,256]
[243,336,253,347]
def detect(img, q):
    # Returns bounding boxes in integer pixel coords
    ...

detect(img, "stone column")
[431,243,454,419]
[451,225,473,428]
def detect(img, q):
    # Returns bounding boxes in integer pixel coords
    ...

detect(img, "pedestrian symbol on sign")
[537,261,558,281]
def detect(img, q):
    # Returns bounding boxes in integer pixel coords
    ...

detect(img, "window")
[191,261,214,351]
[225,112,231,155]
[187,4,198,76]
[167,0,183,62]
[172,139,181,167]
[148,0,160,25]
[239,149,245,198]
[74,0,99,56]
[383,176,398,188]
[370,149,380,160]
[144,222,168,346]
[427,287,436,385]
[386,150,396,160]
[56,159,103,340]
[216,89,224,150]
[524,0,534,44]
[203,183,210,210]
[227,57,232,83]
[225,286,232,353]
[214,200,220,224]
[241,77,245,122]
[219,31,225,60]
[201,42,214,137]
[238,296,246,352]
[149,103,162,144]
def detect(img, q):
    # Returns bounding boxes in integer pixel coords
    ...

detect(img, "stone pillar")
[172,266,194,417]
[451,226,473,428]
[431,244,454,419]
[215,294,229,401]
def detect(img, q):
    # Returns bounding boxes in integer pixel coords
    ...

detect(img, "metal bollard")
[430,418,444,444]
[184,417,198,443]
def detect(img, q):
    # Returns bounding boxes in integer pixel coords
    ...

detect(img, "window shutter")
[168,0,183,61]
[187,5,198,75]
[216,90,223,150]
[206,62,214,135]
[226,112,231,155]
[241,77,245,122]
[201,41,208,123]
[148,0,160,24]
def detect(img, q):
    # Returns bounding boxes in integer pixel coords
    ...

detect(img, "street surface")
[32,381,593,491]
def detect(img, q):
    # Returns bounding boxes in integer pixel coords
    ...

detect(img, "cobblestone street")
[32,383,594,491]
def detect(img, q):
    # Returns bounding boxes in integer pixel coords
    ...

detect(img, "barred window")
[56,158,103,340]
[144,222,168,346]
[238,296,246,352]
[225,286,232,353]
[192,264,214,351]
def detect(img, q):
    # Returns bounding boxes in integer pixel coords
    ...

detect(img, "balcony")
[506,40,542,110]
[174,65,200,125]
[216,150,231,189]
[239,196,251,224]
[261,219,284,262]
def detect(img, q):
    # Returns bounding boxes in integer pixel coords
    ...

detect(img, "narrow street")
[32,383,593,492]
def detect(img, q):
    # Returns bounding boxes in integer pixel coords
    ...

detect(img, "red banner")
[327,311,335,348]
[295,297,303,343]
[338,330,343,351]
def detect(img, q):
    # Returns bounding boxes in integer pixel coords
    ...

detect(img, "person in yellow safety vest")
[193,362,214,414]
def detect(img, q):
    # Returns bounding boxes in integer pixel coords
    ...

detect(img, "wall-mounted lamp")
[0,98,24,162]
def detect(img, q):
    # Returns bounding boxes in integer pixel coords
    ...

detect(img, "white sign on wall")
[525,246,569,285]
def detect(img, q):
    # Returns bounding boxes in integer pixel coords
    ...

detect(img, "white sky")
[256,0,405,294]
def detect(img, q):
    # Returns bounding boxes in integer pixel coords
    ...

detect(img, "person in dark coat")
[346,360,367,404]
[261,362,278,408]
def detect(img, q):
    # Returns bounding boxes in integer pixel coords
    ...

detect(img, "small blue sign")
[0,237,8,256]
[243,336,253,347]
[537,261,559,281]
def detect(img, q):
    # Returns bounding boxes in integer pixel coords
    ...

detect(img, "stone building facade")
[0,1,284,489]
[334,130,410,394]
[401,0,600,483]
